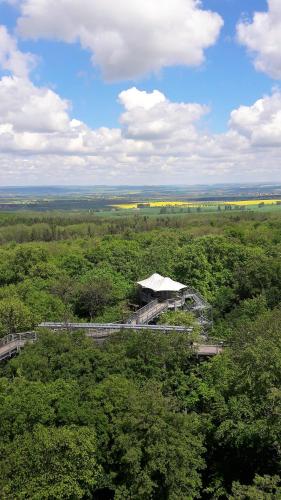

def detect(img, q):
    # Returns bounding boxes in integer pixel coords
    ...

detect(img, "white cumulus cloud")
[0,76,70,132]
[0,73,280,184]
[14,0,223,80]
[0,27,280,185]
[0,25,35,77]
[119,87,209,141]
[237,0,281,79]
[119,88,166,111]
[230,91,281,146]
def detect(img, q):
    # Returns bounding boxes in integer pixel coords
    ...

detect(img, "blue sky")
[0,0,271,131]
[0,0,280,185]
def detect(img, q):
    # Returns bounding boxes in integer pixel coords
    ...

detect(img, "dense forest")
[1,210,281,498]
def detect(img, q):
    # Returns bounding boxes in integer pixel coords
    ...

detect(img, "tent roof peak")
[137,273,187,292]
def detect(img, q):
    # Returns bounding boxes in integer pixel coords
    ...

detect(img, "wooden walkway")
[0,290,216,362]
[127,289,212,327]
[128,300,169,324]
[0,327,224,362]
[0,279,219,363]
[39,322,193,333]
[0,332,37,361]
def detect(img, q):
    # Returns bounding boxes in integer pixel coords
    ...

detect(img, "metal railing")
[39,322,194,333]
[0,326,226,362]
[128,294,190,325]
[0,288,215,361]
[184,288,212,310]
[133,289,212,325]
[136,301,169,324]
[0,331,37,347]
[128,299,159,324]
[0,332,37,361]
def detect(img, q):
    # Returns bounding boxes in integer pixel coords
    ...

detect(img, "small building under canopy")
[137,273,187,303]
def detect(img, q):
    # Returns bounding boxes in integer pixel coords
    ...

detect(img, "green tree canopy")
[0,297,34,335]
[0,425,102,499]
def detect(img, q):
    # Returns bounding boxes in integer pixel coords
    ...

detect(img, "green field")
[0,183,281,214]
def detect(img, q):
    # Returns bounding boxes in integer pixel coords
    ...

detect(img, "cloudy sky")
[0,0,280,185]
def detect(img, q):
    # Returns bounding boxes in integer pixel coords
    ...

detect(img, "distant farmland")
[112,199,281,210]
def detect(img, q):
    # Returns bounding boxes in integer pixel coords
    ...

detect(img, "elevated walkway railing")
[39,323,225,356]
[0,287,214,361]
[39,322,194,333]
[183,288,212,310]
[128,290,205,326]
[0,332,37,361]
[128,300,169,325]
[0,326,226,361]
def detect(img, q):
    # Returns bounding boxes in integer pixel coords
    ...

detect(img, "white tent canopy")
[137,273,187,292]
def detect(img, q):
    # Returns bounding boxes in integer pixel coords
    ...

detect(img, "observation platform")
[0,274,215,362]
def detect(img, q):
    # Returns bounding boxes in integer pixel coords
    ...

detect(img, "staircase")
[128,288,212,329]
[183,288,213,328]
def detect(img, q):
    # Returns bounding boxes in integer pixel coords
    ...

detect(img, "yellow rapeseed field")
[112,199,281,209]
[112,201,196,209]
[112,203,139,209]
[224,199,281,206]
